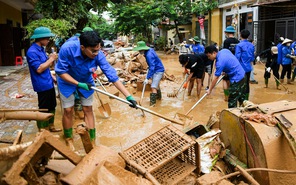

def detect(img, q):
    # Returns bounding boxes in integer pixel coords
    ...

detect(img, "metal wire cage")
[120,125,200,185]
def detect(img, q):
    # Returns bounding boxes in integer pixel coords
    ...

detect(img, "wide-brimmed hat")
[282,38,293,45]
[279,37,284,42]
[30,27,55,39]
[271,46,278,54]
[133,41,150,51]
[224,26,236,33]
[193,36,200,42]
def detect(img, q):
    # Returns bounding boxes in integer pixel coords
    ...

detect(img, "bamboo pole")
[0,111,53,121]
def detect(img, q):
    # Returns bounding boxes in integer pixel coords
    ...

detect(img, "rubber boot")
[287,79,293,84]
[223,89,229,102]
[89,128,96,147]
[156,89,162,100]
[64,128,75,151]
[150,93,157,106]
[48,110,61,132]
[264,79,268,88]
[276,80,281,90]
[245,93,249,101]
[36,120,49,132]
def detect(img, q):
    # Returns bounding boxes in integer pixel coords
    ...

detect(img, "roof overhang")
[252,0,292,6]
[0,0,34,11]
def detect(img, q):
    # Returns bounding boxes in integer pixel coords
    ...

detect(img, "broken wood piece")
[2,130,82,185]
[0,141,32,161]
[61,145,126,184]
[12,130,23,146]
[279,114,293,128]
[0,111,53,122]
[276,122,296,158]
[76,124,93,153]
[236,165,260,185]
[0,109,48,112]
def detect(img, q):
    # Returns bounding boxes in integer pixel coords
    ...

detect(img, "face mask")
[140,50,145,54]
[286,43,291,47]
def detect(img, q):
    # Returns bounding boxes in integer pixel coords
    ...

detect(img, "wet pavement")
[1,52,296,154]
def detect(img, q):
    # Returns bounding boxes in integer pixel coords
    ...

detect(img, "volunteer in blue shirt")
[27,27,61,132]
[190,36,204,54]
[55,31,137,149]
[280,38,293,84]
[133,41,165,106]
[277,37,284,65]
[235,29,255,100]
[205,46,246,108]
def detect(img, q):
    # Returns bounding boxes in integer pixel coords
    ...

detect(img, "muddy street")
[1,51,296,154]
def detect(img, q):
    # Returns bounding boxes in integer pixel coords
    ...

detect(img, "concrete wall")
[0,1,22,27]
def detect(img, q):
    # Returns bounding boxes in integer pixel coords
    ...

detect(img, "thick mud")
[1,52,296,154]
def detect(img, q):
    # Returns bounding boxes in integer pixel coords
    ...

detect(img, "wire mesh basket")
[120,125,200,185]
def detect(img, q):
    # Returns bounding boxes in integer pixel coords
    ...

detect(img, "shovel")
[139,69,149,117]
[94,77,111,118]
[175,75,224,123]
[167,74,189,97]
[90,86,184,125]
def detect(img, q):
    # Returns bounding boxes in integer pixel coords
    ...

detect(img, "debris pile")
[95,50,175,89]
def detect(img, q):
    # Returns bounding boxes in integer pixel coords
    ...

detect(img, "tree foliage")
[191,0,218,15]
[24,18,73,39]
[85,13,116,40]
[109,0,193,42]
[32,0,112,36]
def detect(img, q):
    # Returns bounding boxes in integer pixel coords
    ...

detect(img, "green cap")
[193,36,200,42]
[224,26,236,33]
[133,41,150,51]
[30,27,55,39]
[82,27,93,32]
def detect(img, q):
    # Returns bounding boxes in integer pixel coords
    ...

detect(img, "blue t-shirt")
[235,40,255,73]
[281,46,292,65]
[55,39,118,98]
[27,43,54,92]
[215,49,245,83]
[191,43,205,54]
[277,43,283,64]
[144,48,165,79]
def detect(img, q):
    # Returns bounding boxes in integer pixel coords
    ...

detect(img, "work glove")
[183,82,188,89]
[126,95,138,109]
[256,56,260,62]
[77,82,92,91]
[266,67,271,73]
[143,79,149,85]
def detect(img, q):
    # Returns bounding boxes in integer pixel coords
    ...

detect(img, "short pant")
[151,72,164,89]
[205,65,212,74]
[60,92,93,108]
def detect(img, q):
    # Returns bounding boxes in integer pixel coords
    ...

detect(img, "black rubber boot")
[150,93,157,106]
[156,89,162,100]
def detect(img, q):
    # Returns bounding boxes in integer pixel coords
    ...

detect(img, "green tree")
[85,13,116,40]
[109,0,192,43]
[31,0,117,36]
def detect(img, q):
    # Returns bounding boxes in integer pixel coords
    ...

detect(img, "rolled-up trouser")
[228,77,246,108]
[151,72,164,89]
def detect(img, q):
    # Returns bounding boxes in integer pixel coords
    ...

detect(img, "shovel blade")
[174,113,194,127]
